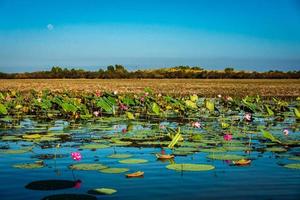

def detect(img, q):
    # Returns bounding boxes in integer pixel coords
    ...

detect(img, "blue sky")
[0,0,300,72]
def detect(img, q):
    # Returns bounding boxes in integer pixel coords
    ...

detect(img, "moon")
[47,24,54,31]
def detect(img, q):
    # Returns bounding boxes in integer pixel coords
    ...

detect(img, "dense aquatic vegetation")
[0,88,300,199]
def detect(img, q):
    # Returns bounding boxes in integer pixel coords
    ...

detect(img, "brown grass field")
[0,79,300,97]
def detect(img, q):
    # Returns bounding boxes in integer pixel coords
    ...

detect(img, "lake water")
[0,117,300,200]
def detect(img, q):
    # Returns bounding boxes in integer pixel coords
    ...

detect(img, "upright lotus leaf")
[221,122,230,129]
[168,128,183,149]
[205,99,214,112]
[0,103,8,115]
[96,97,113,113]
[294,108,300,119]
[152,102,160,115]
[185,100,197,109]
[265,105,274,116]
[261,129,281,144]
[61,102,77,113]
[126,112,135,120]
[190,94,198,102]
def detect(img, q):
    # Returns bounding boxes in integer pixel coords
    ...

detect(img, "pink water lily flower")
[95,90,101,97]
[283,129,289,136]
[119,103,128,111]
[71,152,82,161]
[73,180,82,189]
[192,121,201,129]
[223,134,233,141]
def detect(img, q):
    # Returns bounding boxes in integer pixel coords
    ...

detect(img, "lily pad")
[200,148,226,153]
[107,154,133,159]
[0,147,32,154]
[80,144,110,149]
[99,167,129,174]
[283,163,300,169]
[207,154,246,161]
[13,162,44,169]
[119,159,148,164]
[70,163,107,170]
[88,188,117,195]
[166,163,215,171]
[265,147,287,153]
[288,156,300,161]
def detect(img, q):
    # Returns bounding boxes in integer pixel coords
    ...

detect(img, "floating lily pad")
[166,163,215,171]
[207,154,246,161]
[13,162,44,169]
[88,188,117,195]
[31,154,67,160]
[283,163,300,169]
[288,156,300,161]
[26,180,77,190]
[70,163,107,170]
[200,148,226,153]
[22,134,41,139]
[107,154,133,159]
[119,159,148,164]
[0,147,32,154]
[99,167,129,174]
[80,144,110,149]
[41,194,97,200]
[265,147,287,153]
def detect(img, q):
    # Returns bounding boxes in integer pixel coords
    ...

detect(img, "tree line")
[0,65,299,79]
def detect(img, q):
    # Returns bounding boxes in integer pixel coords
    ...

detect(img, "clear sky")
[0,0,300,72]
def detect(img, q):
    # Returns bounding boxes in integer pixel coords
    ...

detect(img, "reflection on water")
[0,116,300,200]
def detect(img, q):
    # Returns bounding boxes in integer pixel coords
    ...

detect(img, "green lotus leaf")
[0,147,32,154]
[207,154,246,160]
[80,144,110,149]
[13,162,43,169]
[99,167,129,174]
[107,154,133,159]
[166,163,215,171]
[70,163,107,170]
[283,163,300,169]
[88,188,117,195]
[288,156,300,161]
[200,148,226,153]
[265,147,287,152]
[118,159,148,164]
[224,146,250,152]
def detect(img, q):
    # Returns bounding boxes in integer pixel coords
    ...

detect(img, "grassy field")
[1,79,300,97]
